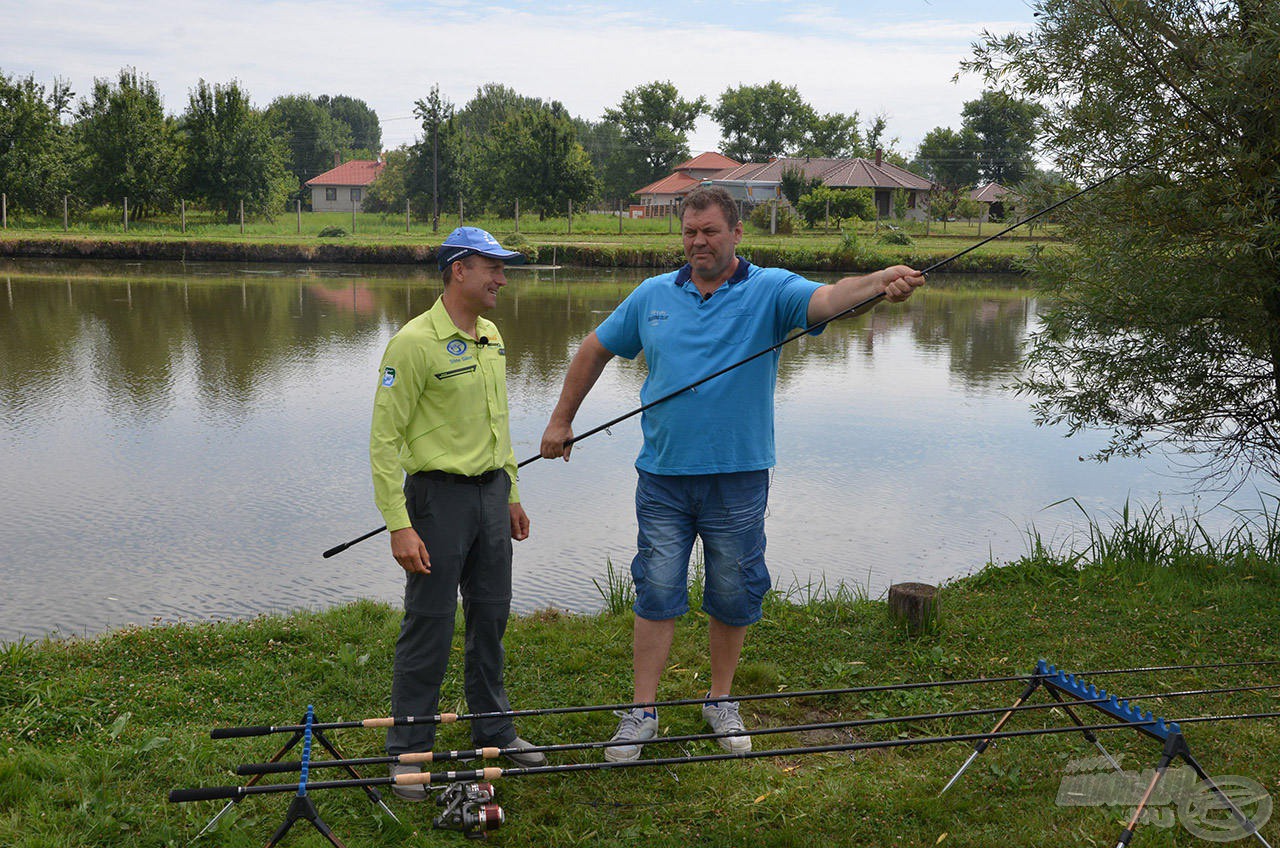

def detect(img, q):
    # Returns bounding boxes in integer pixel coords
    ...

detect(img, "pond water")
[0,257,1265,643]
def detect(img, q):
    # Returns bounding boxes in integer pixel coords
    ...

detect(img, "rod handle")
[211,725,272,740]
[237,761,297,776]
[170,785,240,803]
[323,526,386,558]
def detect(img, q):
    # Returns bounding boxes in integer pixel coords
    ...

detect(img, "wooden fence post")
[514,198,520,234]
[2,193,6,229]
[239,199,244,234]
[618,200,623,234]
[458,196,463,225]
[181,199,186,233]
[123,196,129,232]
[351,196,356,235]
[567,199,572,234]
[63,195,69,231]
[770,200,776,235]
[405,198,410,233]
[295,199,300,234]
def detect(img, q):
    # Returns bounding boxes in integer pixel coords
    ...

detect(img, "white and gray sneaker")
[702,695,751,753]
[604,708,658,762]
[389,763,427,801]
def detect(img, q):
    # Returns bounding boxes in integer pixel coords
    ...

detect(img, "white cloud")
[2,0,1034,154]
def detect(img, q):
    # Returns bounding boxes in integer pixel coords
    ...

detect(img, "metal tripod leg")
[1114,733,1188,848]
[311,729,400,825]
[939,676,1041,795]
[263,792,347,848]
[190,731,305,844]
[1045,687,1125,772]
[1177,747,1274,848]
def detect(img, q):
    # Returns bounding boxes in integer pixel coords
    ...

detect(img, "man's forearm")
[549,331,613,426]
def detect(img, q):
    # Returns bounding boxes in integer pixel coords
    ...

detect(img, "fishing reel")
[433,781,504,839]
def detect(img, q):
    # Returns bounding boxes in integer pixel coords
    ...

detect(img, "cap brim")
[475,249,525,265]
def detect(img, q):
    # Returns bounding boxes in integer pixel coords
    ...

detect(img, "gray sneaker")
[702,696,751,753]
[604,708,658,762]
[389,762,427,801]
[502,736,548,767]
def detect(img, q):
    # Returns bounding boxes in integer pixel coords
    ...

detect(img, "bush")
[747,203,795,234]
[317,226,347,238]
[878,230,914,246]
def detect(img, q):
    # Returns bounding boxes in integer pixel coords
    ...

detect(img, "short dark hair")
[441,255,471,286]
[681,186,739,229]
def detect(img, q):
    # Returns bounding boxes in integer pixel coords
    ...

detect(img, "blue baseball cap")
[436,226,526,271]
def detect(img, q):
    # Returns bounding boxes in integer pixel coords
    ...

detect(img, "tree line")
[2,68,1046,224]
[0,68,380,223]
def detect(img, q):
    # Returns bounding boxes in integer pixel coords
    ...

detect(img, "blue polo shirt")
[595,258,823,475]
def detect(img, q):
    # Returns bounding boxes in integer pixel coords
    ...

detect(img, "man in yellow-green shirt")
[370,227,544,800]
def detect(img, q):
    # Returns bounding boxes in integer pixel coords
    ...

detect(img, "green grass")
[3,504,1278,847]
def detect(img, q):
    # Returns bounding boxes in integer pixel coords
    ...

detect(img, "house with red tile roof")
[305,160,384,212]
[634,153,776,218]
[635,149,935,221]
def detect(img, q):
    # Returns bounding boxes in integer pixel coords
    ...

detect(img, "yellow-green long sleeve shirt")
[370,296,519,532]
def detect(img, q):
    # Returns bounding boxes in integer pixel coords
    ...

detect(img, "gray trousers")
[387,470,515,755]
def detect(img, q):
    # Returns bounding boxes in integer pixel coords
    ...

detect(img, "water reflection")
[0,258,1257,643]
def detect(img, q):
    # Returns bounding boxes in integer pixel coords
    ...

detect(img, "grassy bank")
[3,505,1278,847]
[0,211,1058,274]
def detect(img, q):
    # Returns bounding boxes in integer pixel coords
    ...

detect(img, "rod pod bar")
[321,153,1159,559]
[209,657,1280,738]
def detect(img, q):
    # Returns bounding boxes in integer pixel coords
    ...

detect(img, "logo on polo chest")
[647,310,670,326]
[446,339,468,356]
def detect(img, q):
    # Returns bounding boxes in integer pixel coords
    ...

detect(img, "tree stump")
[888,582,940,636]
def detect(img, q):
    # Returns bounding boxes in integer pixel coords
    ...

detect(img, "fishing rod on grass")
[232,681,1280,776]
[172,709,1280,803]
[322,154,1156,559]
[207,658,1280,739]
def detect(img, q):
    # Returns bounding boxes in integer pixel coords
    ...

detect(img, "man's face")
[450,255,507,312]
[682,204,743,283]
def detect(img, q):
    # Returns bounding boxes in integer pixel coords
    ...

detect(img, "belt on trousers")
[415,468,503,486]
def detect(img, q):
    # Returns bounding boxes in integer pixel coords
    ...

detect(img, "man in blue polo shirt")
[540,186,924,761]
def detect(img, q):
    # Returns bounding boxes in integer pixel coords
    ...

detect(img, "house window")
[325,188,337,202]
[908,192,917,209]
[350,188,362,202]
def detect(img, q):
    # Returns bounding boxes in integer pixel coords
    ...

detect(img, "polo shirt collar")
[426,295,494,341]
[673,256,751,292]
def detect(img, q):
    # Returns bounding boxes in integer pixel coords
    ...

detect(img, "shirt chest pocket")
[717,308,757,344]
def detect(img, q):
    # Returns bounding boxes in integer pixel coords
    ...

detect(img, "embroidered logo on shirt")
[647,310,670,326]
[446,339,468,356]
[381,367,396,387]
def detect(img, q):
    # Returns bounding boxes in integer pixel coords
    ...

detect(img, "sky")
[2,0,1038,158]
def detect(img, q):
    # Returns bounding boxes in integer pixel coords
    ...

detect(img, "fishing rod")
[233,681,1280,775]
[209,658,1280,738]
[322,153,1155,558]
[171,709,1280,803]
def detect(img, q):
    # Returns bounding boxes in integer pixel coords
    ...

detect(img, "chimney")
[333,152,341,169]
[875,148,883,167]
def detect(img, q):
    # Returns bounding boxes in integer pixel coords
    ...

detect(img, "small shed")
[305,160,384,212]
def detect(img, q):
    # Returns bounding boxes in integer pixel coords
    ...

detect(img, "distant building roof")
[969,182,1014,203]
[635,171,702,197]
[746,157,845,183]
[822,158,933,191]
[714,163,771,181]
[305,160,385,187]
[673,152,740,172]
